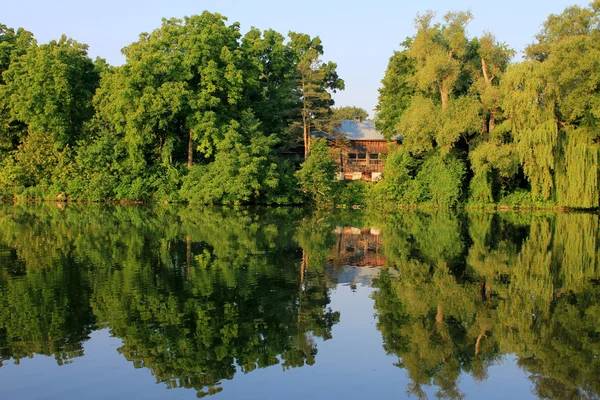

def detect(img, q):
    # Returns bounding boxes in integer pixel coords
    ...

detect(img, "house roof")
[336,120,386,141]
[311,120,401,142]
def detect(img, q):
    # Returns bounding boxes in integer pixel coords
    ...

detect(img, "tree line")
[2,2,599,209]
[374,1,600,209]
[0,13,348,205]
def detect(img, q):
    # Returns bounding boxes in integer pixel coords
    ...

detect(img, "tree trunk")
[300,250,307,289]
[298,250,308,329]
[481,57,491,87]
[481,57,496,134]
[303,116,309,159]
[187,129,193,169]
[475,333,486,356]
[489,111,496,133]
[440,89,449,111]
[186,235,191,277]
[436,304,444,325]
[302,77,311,160]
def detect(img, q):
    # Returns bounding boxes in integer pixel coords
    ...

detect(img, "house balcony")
[340,159,384,173]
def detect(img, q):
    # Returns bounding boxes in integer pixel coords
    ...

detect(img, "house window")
[348,153,357,160]
[370,153,379,160]
[357,153,367,160]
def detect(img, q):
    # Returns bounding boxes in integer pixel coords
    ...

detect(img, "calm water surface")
[0,205,598,399]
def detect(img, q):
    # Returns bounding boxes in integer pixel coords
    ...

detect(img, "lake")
[0,204,598,399]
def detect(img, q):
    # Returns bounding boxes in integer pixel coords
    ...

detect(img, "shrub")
[295,139,338,206]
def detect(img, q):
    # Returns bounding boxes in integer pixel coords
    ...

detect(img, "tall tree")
[289,33,344,158]
[0,24,34,155]
[375,49,415,139]
[501,1,600,207]
[241,28,301,149]
[94,12,244,172]
[2,35,98,148]
[409,10,473,111]
[475,32,513,135]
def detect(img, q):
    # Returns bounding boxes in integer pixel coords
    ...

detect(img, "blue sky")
[3,0,588,115]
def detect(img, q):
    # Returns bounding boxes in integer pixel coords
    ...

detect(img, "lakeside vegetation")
[1,2,600,209]
[373,1,600,209]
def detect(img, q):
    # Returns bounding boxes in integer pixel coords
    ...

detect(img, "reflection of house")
[332,120,401,182]
[331,226,386,267]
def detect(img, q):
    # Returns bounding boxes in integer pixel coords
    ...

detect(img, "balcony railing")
[340,159,384,173]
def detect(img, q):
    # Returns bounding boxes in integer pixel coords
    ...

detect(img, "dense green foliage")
[376,2,600,209]
[331,106,369,122]
[0,13,344,205]
[2,2,600,209]
[296,139,339,205]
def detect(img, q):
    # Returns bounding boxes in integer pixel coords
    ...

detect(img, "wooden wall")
[338,140,398,177]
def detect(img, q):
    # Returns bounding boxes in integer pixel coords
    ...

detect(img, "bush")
[181,117,291,206]
[295,139,338,206]
[499,189,533,208]
[416,152,466,207]
[333,180,370,207]
[376,147,420,204]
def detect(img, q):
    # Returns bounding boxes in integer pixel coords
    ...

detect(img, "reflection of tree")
[0,256,94,367]
[2,204,599,399]
[295,215,341,343]
[373,210,497,400]
[491,214,600,399]
[0,205,340,398]
[373,210,600,399]
[0,205,96,367]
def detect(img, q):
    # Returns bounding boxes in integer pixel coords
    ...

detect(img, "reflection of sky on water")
[0,283,536,400]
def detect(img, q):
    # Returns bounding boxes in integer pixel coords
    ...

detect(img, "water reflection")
[0,205,598,399]
[0,205,338,397]
[373,211,600,399]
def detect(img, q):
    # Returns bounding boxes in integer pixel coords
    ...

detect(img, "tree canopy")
[0,12,343,205]
[375,1,600,209]
[1,3,600,209]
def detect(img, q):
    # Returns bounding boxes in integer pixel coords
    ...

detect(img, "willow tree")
[409,10,473,112]
[400,10,483,154]
[374,10,485,207]
[465,33,517,204]
[475,33,513,135]
[501,2,600,207]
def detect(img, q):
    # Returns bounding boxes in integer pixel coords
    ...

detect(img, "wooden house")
[328,120,400,181]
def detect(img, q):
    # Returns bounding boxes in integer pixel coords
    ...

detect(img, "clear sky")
[2,0,589,116]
